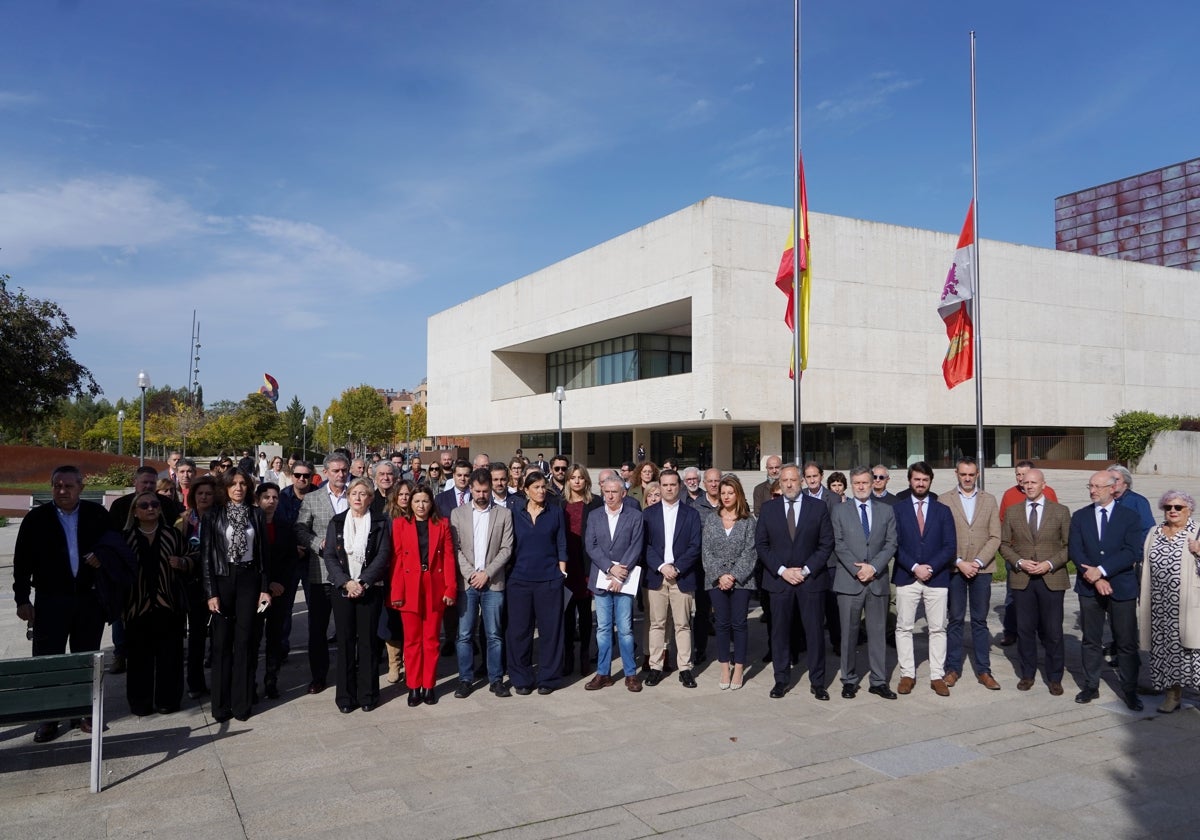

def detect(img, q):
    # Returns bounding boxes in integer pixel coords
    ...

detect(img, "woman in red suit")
[389,485,456,706]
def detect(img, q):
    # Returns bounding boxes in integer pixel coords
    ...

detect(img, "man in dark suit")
[435,459,473,519]
[870,465,898,506]
[755,464,835,700]
[891,462,956,697]
[13,465,120,742]
[998,468,1071,695]
[803,461,842,652]
[752,455,784,515]
[1069,470,1144,710]
[642,469,702,687]
[830,466,898,699]
[584,477,645,693]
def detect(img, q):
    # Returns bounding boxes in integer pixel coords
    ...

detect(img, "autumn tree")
[326,386,393,454]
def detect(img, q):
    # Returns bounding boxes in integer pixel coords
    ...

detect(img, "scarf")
[227,502,250,564]
[345,510,371,580]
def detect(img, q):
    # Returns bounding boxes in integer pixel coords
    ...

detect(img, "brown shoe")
[931,679,950,697]
[977,673,1001,691]
[624,676,642,693]
[897,676,915,695]
[943,670,959,687]
[1048,681,1064,696]
[584,674,612,691]
[1017,678,1035,691]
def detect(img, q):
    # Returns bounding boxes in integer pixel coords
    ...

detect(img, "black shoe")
[489,681,511,698]
[513,686,533,695]
[1075,688,1100,704]
[1123,691,1144,712]
[234,712,251,722]
[868,684,898,700]
[678,670,697,689]
[130,706,154,717]
[999,634,1018,647]
[454,681,473,699]
[841,683,858,699]
[156,706,179,715]
[694,650,708,664]
[770,681,788,699]
[361,703,375,712]
[407,689,422,707]
[212,710,232,723]
[307,681,326,695]
[33,722,60,743]
[338,704,354,714]
[423,687,438,705]
[643,670,663,687]
[537,685,554,696]
[187,687,208,699]
[811,684,830,701]
[264,680,279,700]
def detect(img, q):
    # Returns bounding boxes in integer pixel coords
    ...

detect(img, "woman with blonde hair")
[562,464,601,675]
[701,475,758,690]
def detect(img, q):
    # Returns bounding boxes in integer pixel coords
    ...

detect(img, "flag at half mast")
[775,154,810,379]
[938,201,975,389]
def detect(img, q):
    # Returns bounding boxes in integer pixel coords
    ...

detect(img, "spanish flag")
[775,154,810,379]
[938,202,975,389]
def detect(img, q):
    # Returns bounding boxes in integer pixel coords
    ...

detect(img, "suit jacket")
[754,494,835,594]
[752,479,774,515]
[295,486,350,584]
[585,504,644,595]
[435,486,469,520]
[323,510,392,590]
[831,497,897,597]
[1115,489,1155,543]
[1069,503,1142,601]
[449,503,515,590]
[891,495,956,588]
[895,488,938,503]
[389,516,456,613]
[806,487,842,514]
[999,498,1071,591]
[13,500,116,606]
[872,491,898,507]
[941,489,1002,575]
[642,501,702,593]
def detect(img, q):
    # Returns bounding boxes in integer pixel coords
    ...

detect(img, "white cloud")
[0,90,39,109]
[815,71,920,123]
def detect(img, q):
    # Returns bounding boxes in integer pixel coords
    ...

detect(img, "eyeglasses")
[137,501,161,510]
[1163,504,1189,512]
[872,475,888,481]
[552,466,567,472]
[1087,483,1113,490]
[293,473,311,479]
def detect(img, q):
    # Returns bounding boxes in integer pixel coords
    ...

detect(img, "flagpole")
[969,30,985,488]
[791,0,803,466]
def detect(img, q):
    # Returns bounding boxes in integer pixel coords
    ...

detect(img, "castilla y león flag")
[938,202,975,389]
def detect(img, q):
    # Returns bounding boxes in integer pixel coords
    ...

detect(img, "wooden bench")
[0,652,106,792]
[30,490,109,508]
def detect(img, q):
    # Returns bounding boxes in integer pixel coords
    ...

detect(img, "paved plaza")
[2,469,1198,838]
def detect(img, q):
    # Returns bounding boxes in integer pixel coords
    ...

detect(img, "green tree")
[395,403,427,446]
[327,385,393,453]
[0,275,101,440]
[281,395,307,456]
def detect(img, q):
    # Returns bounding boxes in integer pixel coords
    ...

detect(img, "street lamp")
[404,405,412,454]
[302,416,307,460]
[326,414,333,456]
[117,409,125,455]
[137,370,151,466]
[554,386,566,455]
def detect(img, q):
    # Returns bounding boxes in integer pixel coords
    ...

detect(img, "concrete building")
[428,197,1200,471]
[1055,157,1200,270]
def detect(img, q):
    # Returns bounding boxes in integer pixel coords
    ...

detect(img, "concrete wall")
[1137,430,1200,477]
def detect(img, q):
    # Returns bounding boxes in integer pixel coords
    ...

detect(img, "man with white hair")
[1107,464,1155,543]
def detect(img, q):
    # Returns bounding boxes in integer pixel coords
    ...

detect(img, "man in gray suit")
[584,477,645,693]
[450,468,515,698]
[830,466,899,699]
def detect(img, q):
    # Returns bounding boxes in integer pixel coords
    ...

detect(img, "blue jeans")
[457,587,504,683]
[946,572,993,676]
[594,590,636,677]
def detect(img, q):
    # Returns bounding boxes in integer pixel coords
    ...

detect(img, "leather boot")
[1158,684,1182,714]
[384,641,404,684]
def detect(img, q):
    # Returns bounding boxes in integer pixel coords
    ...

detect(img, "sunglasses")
[293,473,311,479]
[872,475,888,481]
[137,501,161,510]
[1163,504,1189,512]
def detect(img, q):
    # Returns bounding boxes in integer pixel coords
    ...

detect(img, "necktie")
[786,499,797,539]
[1099,507,1108,541]
[860,503,870,539]
[916,499,925,535]
[1028,502,1039,537]
[457,490,467,507]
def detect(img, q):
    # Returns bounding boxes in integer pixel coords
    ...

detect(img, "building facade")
[1055,158,1200,271]
[428,197,1200,471]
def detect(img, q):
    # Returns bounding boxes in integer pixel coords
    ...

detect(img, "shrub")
[1108,410,1179,464]
[84,464,137,488]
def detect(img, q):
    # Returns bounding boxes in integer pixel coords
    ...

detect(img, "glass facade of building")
[546,333,691,391]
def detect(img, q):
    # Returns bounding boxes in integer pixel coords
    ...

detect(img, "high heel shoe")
[730,664,745,691]
[407,688,422,707]
[719,664,731,690]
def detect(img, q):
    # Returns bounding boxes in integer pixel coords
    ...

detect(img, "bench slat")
[0,684,94,721]
[0,653,98,676]
[0,667,96,689]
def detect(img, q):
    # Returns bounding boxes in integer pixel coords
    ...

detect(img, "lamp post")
[326,415,333,457]
[117,410,125,455]
[137,370,151,466]
[405,405,412,454]
[554,386,566,455]
[302,416,307,460]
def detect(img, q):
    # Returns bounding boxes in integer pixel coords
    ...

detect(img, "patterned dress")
[1147,521,1200,691]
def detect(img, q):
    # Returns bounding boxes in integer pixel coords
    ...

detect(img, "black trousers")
[1013,580,1065,682]
[692,586,712,657]
[506,578,565,690]
[30,591,106,657]
[303,578,333,684]
[331,586,383,707]
[185,581,210,694]
[1079,592,1138,693]
[563,593,593,670]
[211,566,261,719]
[769,586,827,686]
[126,607,185,713]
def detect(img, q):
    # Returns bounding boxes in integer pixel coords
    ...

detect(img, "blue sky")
[1,1,1196,412]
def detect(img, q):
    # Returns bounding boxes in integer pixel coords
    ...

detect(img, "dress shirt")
[606,505,621,543]
[853,497,873,532]
[326,486,349,517]
[659,499,679,570]
[55,505,81,577]
[1016,496,1044,571]
[776,495,810,577]
[471,503,492,572]
[1094,501,1115,576]
[910,496,928,573]
[955,487,984,567]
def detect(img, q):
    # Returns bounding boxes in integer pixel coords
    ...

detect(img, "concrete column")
[993,427,1013,468]
[570,431,588,467]
[759,423,783,467]
[630,427,647,464]
[712,424,733,470]
[906,425,925,466]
